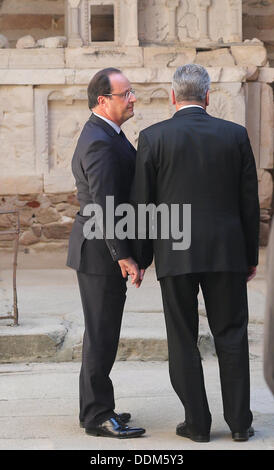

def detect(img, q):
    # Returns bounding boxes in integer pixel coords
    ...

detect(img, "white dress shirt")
[177,104,205,111]
[92,112,121,134]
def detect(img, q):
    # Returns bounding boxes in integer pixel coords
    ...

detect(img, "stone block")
[219,66,247,82]
[19,229,40,246]
[0,85,33,112]
[0,213,14,229]
[32,225,42,238]
[8,49,65,69]
[0,50,9,68]
[0,231,15,241]
[258,67,274,83]
[17,207,36,228]
[16,35,36,49]
[143,47,196,68]
[66,193,79,206]
[42,217,73,239]
[259,221,270,246]
[0,176,43,196]
[258,169,274,210]
[62,206,79,218]
[245,82,261,167]
[196,49,235,67]
[37,36,67,49]
[245,65,259,81]
[36,207,61,224]
[260,83,274,169]
[65,46,144,69]
[55,203,70,212]
[0,34,9,48]
[44,174,76,194]
[0,317,67,363]
[0,69,66,85]
[231,45,268,66]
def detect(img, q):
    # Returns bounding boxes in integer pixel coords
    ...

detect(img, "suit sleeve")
[239,128,260,267]
[129,130,156,269]
[81,139,131,261]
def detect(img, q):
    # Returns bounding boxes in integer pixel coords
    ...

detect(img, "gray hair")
[172,64,210,103]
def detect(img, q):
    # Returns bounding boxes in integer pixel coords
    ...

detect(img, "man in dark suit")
[130,64,259,442]
[67,68,145,438]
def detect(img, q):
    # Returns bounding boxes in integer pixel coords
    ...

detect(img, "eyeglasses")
[103,89,135,100]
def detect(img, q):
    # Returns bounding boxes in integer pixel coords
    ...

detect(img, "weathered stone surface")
[55,203,70,212]
[0,317,67,363]
[143,47,196,68]
[258,67,274,83]
[42,217,73,239]
[0,69,66,85]
[138,0,242,44]
[46,194,72,205]
[245,65,259,81]
[43,175,76,194]
[259,221,270,246]
[8,49,65,69]
[260,83,274,169]
[0,231,15,241]
[258,169,274,210]
[231,45,268,66]
[219,66,247,82]
[37,36,67,49]
[65,46,144,69]
[66,193,79,206]
[0,176,43,196]
[36,207,61,225]
[31,225,42,238]
[16,35,36,49]
[19,229,40,246]
[244,82,260,166]
[17,207,36,227]
[196,49,235,67]
[62,206,79,218]
[0,34,9,49]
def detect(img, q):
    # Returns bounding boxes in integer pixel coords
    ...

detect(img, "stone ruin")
[0,0,273,254]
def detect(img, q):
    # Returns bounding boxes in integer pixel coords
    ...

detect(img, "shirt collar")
[92,112,121,134]
[177,104,205,111]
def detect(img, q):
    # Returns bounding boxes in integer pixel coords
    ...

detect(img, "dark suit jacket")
[264,219,274,395]
[130,107,260,279]
[67,114,136,275]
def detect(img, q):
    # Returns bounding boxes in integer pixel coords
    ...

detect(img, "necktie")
[119,130,132,150]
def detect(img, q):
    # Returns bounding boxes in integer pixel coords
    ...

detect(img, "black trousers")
[77,271,127,427]
[160,272,253,434]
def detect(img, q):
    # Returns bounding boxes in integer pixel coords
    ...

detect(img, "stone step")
[0,311,263,363]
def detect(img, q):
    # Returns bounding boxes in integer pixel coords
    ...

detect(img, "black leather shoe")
[85,416,146,439]
[232,426,254,442]
[176,421,210,443]
[79,412,131,428]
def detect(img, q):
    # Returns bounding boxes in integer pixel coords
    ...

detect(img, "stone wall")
[0,0,65,48]
[0,0,273,253]
[243,0,274,66]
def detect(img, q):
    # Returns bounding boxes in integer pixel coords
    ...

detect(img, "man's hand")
[135,269,146,288]
[118,257,140,286]
[247,266,257,282]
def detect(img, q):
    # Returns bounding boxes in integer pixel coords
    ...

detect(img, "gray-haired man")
[130,64,259,442]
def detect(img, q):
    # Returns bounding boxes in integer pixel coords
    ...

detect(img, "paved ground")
[0,248,268,362]
[0,359,273,450]
[0,247,273,450]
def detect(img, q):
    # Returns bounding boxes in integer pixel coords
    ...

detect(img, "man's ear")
[171,89,176,106]
[97,95,106,107]
[205,90,209,107]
